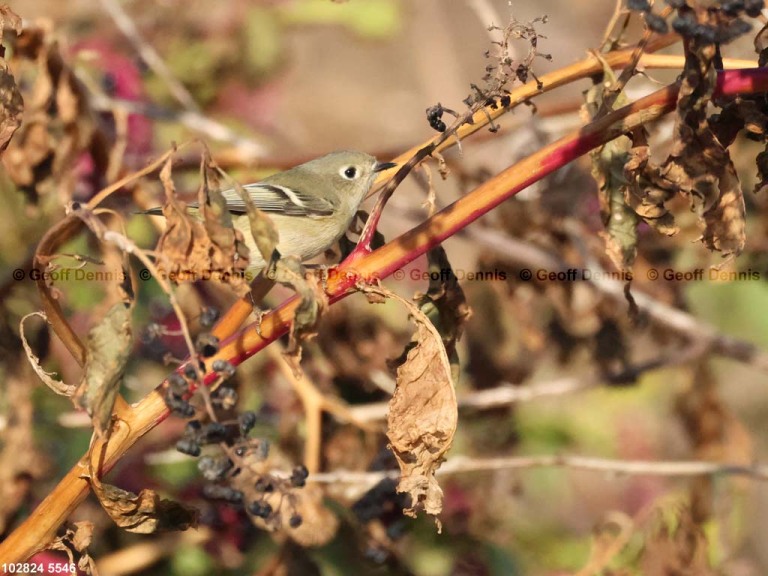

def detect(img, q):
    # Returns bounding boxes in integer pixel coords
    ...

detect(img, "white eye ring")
[340,166,359,180]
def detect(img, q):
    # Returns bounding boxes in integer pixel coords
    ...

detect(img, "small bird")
[144,150,396,275]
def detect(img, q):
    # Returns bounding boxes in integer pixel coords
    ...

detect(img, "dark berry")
[201,421,229,444]
[628,0,651,11]
[248,500,273,519]
[184,363,200,381]
[199,306,220,328]
[745,0,764,18]
[198,456,234,481]
[238,411,258,435]
[213,387,238,409]
[185,419,202,435]
[290,465,309,488]
[211,359,235,377]
[195,333,220,358]
[715,18,752,43]
[176,438,201,457]
[166,394,196,418]
[645,13,669,33]
[168,372,188,396]
[202,484,243,503]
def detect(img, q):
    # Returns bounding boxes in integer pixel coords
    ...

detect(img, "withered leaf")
[660,37,745,258]
[48,521,94,568]
[577,513,634,575]
[2,26,97,201]
[90,472,198,534]
[582,62,640,272]
[231,178,279,265]
[590,133,639,272]
[76,300,132,437]
[642,506,715,576]
[414,246,471,383]
[623,146,678,236]
[198,154,250,282]
[0,5,22,37]
[0,60,22,152]
[0,15,22,153]
[155,156,250,294]
[20,311,76,397]
[272,257,328,372]
[701,158,745,258]
[363,284,457,529]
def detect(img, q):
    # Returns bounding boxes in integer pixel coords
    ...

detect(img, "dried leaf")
[90,472,199,534]
[231,178,279,264]
[155,157,250,295]
[76,300,132,437]
[660,33,745,257]
[0,60,22,152]
[582,63,640,271]
[362,284,457,528]
[1,26,97,201]
[272,257,328,372]
[575,513,634,576]
[20,311,76,396]
[623,145,678,236]
[642,505,715,576]
[701,158,745,258]
[48,521,93,559]
[0,5,22,37]
[414,246,471,382]
[0,365,47,534]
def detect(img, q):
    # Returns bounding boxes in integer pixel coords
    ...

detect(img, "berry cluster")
[630,0,764,43]
[161,305,310,534]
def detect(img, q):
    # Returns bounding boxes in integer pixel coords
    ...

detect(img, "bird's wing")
[219,184,335,217]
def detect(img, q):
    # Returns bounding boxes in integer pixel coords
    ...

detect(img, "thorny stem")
[3,67,768,563]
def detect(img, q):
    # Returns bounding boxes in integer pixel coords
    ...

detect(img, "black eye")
[343,166,357,179]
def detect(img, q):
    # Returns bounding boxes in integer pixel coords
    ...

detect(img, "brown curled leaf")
[623,145,678,237]
[272,257,328,374]
[414,246,471,382]
[659,34,745,258]
[362,283,457,530]
[154,156,249,294]
[2,26,99,202]
[582,61,640,272]
[47,521,94,568]
[89,471,198,534]
[0,63,22,153]
[20,311,76,397]
[76,300,132,438]
[0,6,22,152]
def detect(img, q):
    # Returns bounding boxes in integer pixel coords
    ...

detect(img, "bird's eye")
[341,166,358,180]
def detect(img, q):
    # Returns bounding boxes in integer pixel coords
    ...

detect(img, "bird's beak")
[374,161,397,173]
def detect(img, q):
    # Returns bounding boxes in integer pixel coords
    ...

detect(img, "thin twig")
[86,92,269,162]
[349,376,595,422]
[309,455,768,485]
[99,0,200,113]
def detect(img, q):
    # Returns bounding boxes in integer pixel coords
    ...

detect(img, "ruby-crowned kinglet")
[144,151,396,275]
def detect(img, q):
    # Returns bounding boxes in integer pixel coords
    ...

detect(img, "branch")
[309,454,768,486]
[98,0,200,113]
